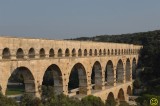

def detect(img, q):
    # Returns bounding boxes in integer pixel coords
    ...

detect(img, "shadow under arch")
[94,49,97,56]
[72,48,76,57]
[68,63,87,95]
[117,88,125,101]
[39,48,45,58]
[116,59,124,83]
[106,92,117,106]
[6,67,36,96]
[28,48,35,58]
[89,49,92,56]
[126,58,131,81]
[65,48,70,57]
[2,48,11,59]
[58,49,63,57]
[49,48,55,57]
[78,49,82,57]
[91,61,102,90]
[42,64,63,95]
[84,49,87,56]
[105,60,114,86]
[16,48,24,59]
[127,86,132,96]
[132,58,137,79]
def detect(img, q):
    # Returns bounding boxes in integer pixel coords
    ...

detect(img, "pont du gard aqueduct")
[0,36,142,102]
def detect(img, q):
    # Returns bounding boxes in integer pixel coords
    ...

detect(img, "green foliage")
[45,94,81,106]
[136,94,160,106]
[81,95,105,106]
[6,85,25,95]
[20,94,34,106]
[40,85,81,106]
[133,79,141,89]
[3,30,160,105]
[74,30,160,96]
[105,99,117,106]
[20,94,43,106]
[41,85,55,99]
[0,93,18,106]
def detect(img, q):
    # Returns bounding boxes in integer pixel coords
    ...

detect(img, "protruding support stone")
[79,86,91,95]
[24,80,37,96]
[79,86,87,94]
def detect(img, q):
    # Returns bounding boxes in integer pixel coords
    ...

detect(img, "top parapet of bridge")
[0,36,142,49]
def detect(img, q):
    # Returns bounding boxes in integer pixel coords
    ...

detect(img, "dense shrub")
[0,93,18,106]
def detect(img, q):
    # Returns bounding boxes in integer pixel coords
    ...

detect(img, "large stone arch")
[91,61,102,90]
[106,92,116,105]
[117,88,125,101]
[105,60,114,86]
[68,63,88,94]
[6,67,36,96]
[42,64,63,95]
[126,58,131,81]
[116,59,124,83]
[132,58,137,79]
[107,92,115,100]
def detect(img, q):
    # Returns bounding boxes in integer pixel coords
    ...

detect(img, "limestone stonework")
[0,36,142,101]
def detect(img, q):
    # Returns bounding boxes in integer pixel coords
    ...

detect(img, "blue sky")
[0,0,160,39]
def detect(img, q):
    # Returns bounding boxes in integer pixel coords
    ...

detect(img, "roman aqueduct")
[0,36,142,101]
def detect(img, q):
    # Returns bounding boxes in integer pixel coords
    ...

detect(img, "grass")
[6,85,25,95]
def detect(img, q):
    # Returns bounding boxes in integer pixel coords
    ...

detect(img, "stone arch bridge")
[0,36,142,101]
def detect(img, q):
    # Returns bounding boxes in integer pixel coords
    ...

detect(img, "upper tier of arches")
[1,47,141,59]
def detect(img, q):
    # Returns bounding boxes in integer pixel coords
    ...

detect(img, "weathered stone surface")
[0,36,141,101]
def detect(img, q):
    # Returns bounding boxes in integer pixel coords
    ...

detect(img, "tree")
[81,95,105,106]
[133,79,141,89]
